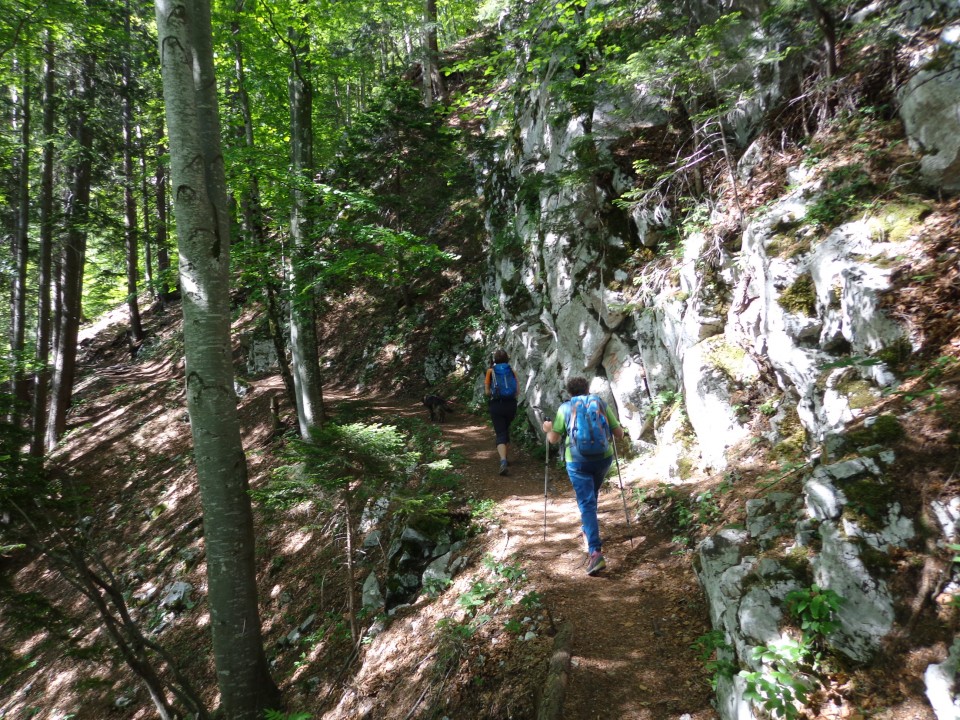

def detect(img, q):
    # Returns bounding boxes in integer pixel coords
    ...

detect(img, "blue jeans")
[566,457,613,554]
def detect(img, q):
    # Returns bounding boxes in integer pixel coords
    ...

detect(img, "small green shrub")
[741,639,811,720]
[265,711,312,720]
[740,585,844,719]
[785,584,843,641]
[805,164,876,229]
[692,630,737,689]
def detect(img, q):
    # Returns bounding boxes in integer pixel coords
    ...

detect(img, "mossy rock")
[865,200,932,243]
[856,539,896,572]
[778,274,817,317]
[841,477,898,533]
[845,414,904,447]
[703,335,758,383]
[872,337,913,368]
[835,377,881,410]
[767,232,812,259]
[776,545,815,584]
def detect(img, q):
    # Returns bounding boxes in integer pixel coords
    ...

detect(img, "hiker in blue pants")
[542,376,624,575]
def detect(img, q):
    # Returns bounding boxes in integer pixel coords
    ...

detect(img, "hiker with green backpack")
[542,376,624,575]
[484,349,520,476]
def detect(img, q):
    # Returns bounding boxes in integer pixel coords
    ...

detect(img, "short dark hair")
[493,349,509,364]
[566,376,590,397]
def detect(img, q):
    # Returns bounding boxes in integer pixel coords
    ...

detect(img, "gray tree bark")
[154,0,278,716]
[154,130,172,306]
[9,51,31,424]
[30,33,55,457]
[288,23,325,438]
[422,0,447,106]
[122,0,144,344]
[45,50,94,451]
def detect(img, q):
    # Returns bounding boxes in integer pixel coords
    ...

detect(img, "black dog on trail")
[423,395,451,423]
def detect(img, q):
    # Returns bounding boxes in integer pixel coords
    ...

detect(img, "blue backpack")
[490,363,518,399]
[564,394,611,460]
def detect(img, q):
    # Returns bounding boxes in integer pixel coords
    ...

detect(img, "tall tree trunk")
[45,50,95,452]
[137,122,155,303]
[122,0,144,344]
[808,0,838,78]
[288,23,325,438]
[31,33,55,457]
[9,51,31,425]
[155,130,172,307]
[229,10,296,410]
[422,0,446,106]
[154,1,279,717]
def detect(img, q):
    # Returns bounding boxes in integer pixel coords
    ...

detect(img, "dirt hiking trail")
[363,394,717,720]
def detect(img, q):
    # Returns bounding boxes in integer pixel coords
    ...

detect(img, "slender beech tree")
[45,48,95,451]
[227,4,296,410]
[154,130,172,305]
[30,32,55,456]
[287,17,325,438]
[122,0,144,344]
[422,0,447,106]
[154,0,278,716]
[9,50,31,423]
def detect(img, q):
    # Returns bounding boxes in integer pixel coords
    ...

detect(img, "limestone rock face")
[899,26,960,193]
[467,10,938,718]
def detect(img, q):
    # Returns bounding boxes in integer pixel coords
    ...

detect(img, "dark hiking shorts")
[489,397,518,445]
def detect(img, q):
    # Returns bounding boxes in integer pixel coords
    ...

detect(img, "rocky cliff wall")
[464,1,960,718]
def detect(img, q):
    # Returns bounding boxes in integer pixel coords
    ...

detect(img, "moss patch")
[872,337,913,368]
[767,232,812,259]
[836,377,881,410]
[774,406,807,460]
[778,274,817,317]
[841,477,897,532]
[865,200,932,243]
[845,414,904,448]
[703,336,758,384]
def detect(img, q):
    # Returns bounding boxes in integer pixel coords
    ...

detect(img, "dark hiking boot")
[499,459,509,476]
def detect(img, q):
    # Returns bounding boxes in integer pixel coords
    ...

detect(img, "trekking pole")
[533,406,550,542]
[612,439,634,548]
[543,429,550,542]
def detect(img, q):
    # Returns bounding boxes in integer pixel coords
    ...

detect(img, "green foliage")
[435,617,476,672]
[692,630,737,689]
[644,389,681,422]
[804,165,876,229]
[252,422,417,511]
[649,483,721,548]
[785,584,843,640]
[896,355,959,412]
[740,585,844,719]
[741,639,812,720]
[423,576,454,598]
[467,497,500,529]
[265,710,312,720]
